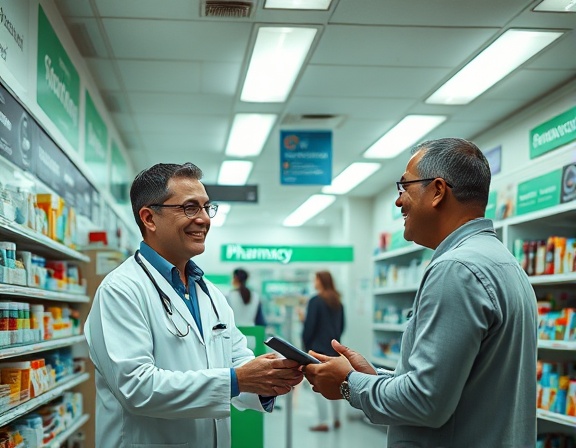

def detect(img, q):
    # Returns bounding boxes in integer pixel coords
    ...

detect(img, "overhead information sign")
[280,130,332,185]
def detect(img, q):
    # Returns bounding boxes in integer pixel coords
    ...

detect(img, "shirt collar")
[139,241,204,286]
[431,218,496,263]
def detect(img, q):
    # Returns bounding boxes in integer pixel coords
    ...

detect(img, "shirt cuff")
[230,368,240,397]
[259,396,275,412]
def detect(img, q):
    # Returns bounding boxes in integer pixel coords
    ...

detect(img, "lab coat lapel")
[138,255,205,344]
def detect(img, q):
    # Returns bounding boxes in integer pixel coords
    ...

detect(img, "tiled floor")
[264,380,388,448]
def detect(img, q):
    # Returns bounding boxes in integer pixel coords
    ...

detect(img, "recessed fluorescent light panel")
[217,160,253,185]
[283,194,336,227]
[322,163,381,194]
[241,27,317,102]
[363,115,447,159]
[534,0,576,12]
[265,0,332,10]
[426,30,563,105]
[225,113,277,157]
[211,203,231,227]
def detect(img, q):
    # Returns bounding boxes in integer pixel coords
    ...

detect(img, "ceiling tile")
[296,65,449,98]
[101,18,252,61]
[330,0,532,26]
[126,92,234,115]
[311,26,499,68]
[85,59,122,90]
[117,60,201,93]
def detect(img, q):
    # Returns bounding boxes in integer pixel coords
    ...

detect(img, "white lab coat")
[85,254,265,448]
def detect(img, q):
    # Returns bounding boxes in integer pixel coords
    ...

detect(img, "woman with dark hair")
[227,268,264,326]
[302,270,345,431]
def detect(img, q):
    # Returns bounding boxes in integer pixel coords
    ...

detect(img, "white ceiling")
[53,0,576,228]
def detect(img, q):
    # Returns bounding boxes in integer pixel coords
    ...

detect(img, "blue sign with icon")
[280,130,332,185]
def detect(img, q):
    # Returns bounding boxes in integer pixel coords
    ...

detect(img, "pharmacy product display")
[0,189,90,446]
[371,245,431,368]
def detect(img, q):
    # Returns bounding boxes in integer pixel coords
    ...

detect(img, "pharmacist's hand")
[236,354,303,396]
[303,351,352,400]
[332,340,376,375]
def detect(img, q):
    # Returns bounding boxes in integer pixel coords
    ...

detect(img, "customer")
[85,162,303,448]
[227,268,265,326]
[304,138,538,447]
[302,270,345,432]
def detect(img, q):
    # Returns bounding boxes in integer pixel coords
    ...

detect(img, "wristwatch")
[340,370,354,401]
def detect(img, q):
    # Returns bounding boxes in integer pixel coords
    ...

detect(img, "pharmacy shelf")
[0,284,89,303]
[371,354,399,369]
[529,272,576,286]
[0,335,86,360]
[44,413,89,448]
[537,409,576,428]
[0,216,89,262]
[538,340,576,351]
[373,323,408,332]
[373,285,418,295]
[372,244,426,262]
[0,372,89,427]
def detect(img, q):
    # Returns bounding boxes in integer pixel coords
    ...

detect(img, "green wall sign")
[36,5,80,149]
[530,106,576,159]
[84,90,108,188]
[221,245,353,264]
[110,141,129,203]
[516,169,561,215]
[485,190,497,220]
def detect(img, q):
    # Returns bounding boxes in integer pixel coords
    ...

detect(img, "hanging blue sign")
[280,130,332,185]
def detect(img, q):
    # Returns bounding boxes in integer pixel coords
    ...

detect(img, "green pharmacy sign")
[516,169,561,215]
[221,245,353,264]
[36,5,80,149]
[530,106,576,159]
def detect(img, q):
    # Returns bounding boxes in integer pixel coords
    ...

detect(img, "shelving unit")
[0,216,92,444]
[0,372,89,427]
[44,413,89,448]
[371,244,431,369]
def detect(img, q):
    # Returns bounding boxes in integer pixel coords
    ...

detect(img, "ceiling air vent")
[281,114,347,129]
[201,1,255,18]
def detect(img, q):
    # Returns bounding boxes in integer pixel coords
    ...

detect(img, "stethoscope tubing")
[134,250,225,337]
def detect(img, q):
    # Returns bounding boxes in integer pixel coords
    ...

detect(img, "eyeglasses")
[148,203,219,218]
[396,178,454,194]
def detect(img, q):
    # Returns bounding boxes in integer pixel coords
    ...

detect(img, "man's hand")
[236,354,303,396]
[332,340,376,375]
[303,350,351,400]
[304,340,376,400]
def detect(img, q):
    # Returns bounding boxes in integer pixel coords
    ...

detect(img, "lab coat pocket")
[211,327,232,368]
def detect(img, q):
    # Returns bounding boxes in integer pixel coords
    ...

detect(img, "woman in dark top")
[302,270,345,431]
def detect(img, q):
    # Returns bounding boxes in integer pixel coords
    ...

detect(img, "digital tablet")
[264,336,321,365]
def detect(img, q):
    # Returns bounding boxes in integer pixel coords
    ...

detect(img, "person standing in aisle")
[84,162,303,448]
[303,138,538,447]
[302,270,345,432]
[226,268,266,327]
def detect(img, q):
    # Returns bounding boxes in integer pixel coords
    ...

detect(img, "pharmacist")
[85,162,302,447]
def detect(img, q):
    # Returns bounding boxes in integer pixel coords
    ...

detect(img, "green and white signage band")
[516,169,561,215]
[530,106,576,159]
[221,244,354,264]
[37,5,80,149]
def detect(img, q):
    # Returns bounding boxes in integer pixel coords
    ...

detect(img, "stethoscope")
[134,250,226,338]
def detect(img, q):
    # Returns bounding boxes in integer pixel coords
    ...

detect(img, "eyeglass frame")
[396,178,454,194]
[148,202,219,219]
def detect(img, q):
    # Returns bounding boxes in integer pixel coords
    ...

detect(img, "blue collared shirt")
[139,242,241,398]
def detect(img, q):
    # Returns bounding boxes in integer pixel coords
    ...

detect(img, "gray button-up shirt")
[350,218,537,448]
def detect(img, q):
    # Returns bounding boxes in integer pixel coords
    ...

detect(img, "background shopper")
[302,270,345,431]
